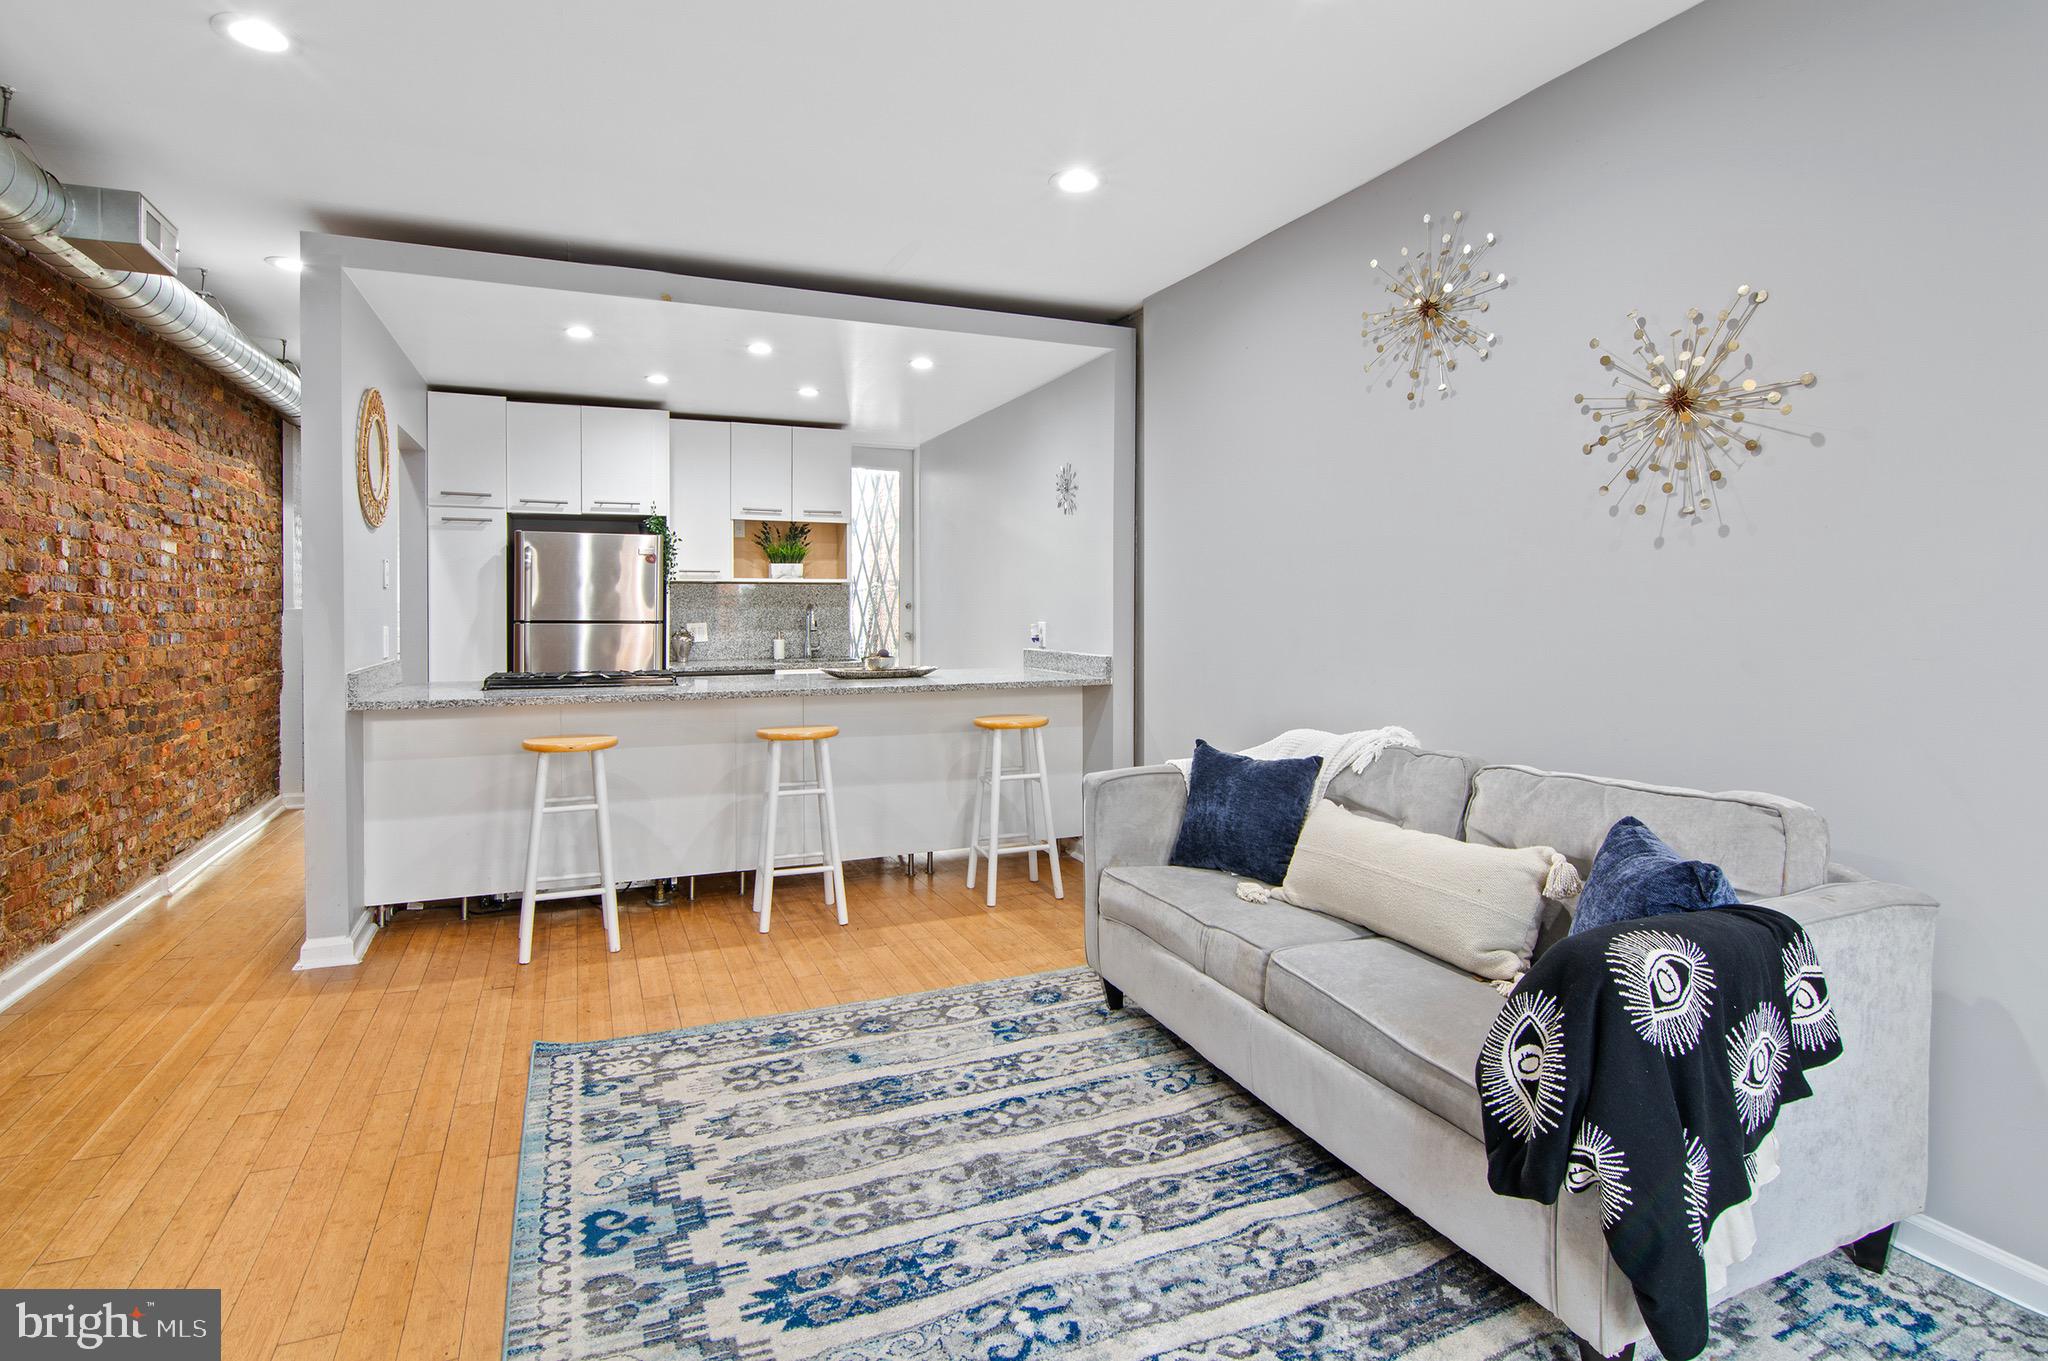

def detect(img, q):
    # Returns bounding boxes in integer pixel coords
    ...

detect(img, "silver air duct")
[0,115,302,419]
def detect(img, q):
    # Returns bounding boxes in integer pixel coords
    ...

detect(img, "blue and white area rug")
[506,968,2046,1360]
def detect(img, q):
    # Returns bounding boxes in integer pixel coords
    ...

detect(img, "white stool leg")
[1024,730,1041,883]
[983,727,1002,908]
[818,738,848,926]
[815,742,835,909]
[1034,727,1064,900]
[966,729,989,889]
[518,752,549,965]
[755,742,781,933]
[592,748,620,952]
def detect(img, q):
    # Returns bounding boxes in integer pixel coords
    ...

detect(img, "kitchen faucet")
[803,604,819,660]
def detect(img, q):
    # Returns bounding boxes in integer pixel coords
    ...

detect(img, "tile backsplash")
[667,581,852,663]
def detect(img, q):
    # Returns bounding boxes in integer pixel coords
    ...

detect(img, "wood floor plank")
[0,813,1085,1359]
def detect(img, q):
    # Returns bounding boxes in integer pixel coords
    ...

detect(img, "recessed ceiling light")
[646,373,670,386]
[210,13,291,52]
[1053,166,1102,195]
[563,324,594,341]
[265,255,304,273]
[797,386,819,399]
[908,355,934,372]
[746,340,774,357]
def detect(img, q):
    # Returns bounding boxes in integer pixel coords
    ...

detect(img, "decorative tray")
[821,666,938,680]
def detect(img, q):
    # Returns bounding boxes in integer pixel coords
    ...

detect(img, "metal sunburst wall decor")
[1054,462,1079,515]
[1360,210,1508,403]
[1579,285,1817,524]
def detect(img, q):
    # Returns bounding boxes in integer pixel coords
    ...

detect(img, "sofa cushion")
[1268,800,1574,982]
[1169,740,1323,884]
[1265,938,1505,1140]
[1099,864,1370,1008]
[1325,746,1480,839]
[1464,763,1828,900]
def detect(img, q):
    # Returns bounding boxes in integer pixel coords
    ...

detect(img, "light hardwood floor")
[0,812,1087,1361]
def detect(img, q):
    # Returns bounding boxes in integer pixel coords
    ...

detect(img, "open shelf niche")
[729,518,848,582]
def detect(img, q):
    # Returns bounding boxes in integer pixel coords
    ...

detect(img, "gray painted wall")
[1140,0,2046,1266]
[920,355,1116,666]
[300,259,428,950]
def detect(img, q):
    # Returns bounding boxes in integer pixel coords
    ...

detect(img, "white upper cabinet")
[790,428,853,522]
[580,406,669,515]
[668,420,734,578]
[730,424,794,520]
[426,392,506,508]
[506,401,580,513]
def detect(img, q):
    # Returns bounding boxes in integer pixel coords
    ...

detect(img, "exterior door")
[850,447,916,663]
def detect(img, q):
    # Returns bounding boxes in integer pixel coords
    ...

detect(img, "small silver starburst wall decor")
[1054,462,1079,515]
[1361,210,1507,403]
[1578,284,1817,527]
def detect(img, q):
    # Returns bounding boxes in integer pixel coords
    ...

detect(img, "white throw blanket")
[1167,726,1420,806]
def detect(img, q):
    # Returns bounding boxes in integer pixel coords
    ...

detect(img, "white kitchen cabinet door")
[790,427,852,522]
[506,401,581,514]
[668,419,733,577]
[426,392,506,508]
[427,508,508,681]
[729,424,793,520]
[581,406,668,515]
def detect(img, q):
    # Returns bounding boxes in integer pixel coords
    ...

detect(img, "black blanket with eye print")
[1477,905,1843,1361]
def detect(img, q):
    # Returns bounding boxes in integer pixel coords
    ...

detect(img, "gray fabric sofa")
[1082,747,1937,1360]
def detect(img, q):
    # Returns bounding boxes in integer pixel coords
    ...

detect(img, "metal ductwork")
[0,127,302,419]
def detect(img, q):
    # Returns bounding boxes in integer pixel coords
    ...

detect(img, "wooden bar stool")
[517,734,621,965]
[966,714,1063,907]
[753,725,848,934]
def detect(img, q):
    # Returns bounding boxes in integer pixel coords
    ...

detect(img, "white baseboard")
[295,910,378,971]
[0,795,288,1014]
[1897,1214,2048,1317]
[279,791,305,810]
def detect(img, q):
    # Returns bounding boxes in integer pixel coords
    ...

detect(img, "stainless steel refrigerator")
[511,526,664,672]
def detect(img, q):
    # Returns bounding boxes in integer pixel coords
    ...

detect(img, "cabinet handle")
[591,499,640,508]
[518,497,569,506]
[740,505,785,516]
[437,489,492,498]
[437,515,492,525]
[802,508,844,517]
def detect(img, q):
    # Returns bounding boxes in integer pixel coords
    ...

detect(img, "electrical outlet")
[381,558,391,589]
[1030,620,1048,648]
[690,620,709,638]
[381,624,391,657]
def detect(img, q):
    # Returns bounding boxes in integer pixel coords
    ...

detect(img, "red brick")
[0,241,282,966]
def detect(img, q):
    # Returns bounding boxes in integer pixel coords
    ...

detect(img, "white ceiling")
[2,1,1697,354]
[349,268,1108,443]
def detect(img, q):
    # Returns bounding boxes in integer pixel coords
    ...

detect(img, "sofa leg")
[1102,981,1125,1011]
[1845,1223,1896,1274]
[1575,1341,1633,1361]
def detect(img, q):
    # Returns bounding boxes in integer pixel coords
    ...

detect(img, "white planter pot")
[769,562,804,579]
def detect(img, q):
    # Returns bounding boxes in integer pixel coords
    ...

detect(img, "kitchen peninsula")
[346,652,1110,908]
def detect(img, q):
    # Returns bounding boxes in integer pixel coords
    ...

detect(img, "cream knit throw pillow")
[1237,799,1580,982]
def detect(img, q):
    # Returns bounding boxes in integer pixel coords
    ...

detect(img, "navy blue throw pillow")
[1169,739,1323,885]
[1569,816,1740,936]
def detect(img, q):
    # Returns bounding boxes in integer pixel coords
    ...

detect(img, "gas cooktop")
[482,669,678,690]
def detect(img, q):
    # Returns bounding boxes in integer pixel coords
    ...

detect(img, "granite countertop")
[350,662,1110,712]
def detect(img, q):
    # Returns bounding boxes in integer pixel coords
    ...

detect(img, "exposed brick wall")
[0,242,283,967]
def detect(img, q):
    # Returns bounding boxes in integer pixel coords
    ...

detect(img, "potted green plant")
[643,514,682,581]
[754,521,812,579]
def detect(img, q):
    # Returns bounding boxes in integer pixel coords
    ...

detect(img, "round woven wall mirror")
[355,388,392,528]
